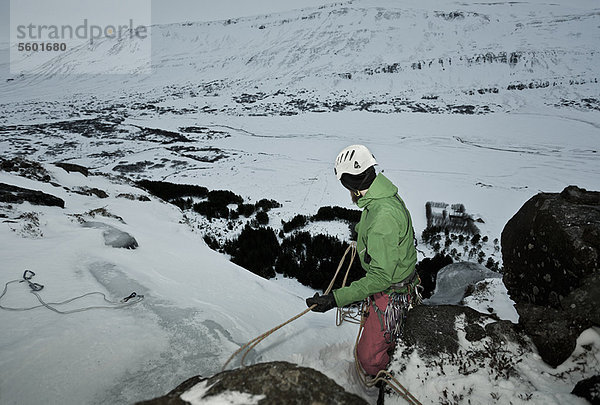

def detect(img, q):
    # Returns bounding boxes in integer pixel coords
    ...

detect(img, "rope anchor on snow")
[20,270,44,292]
[122,292,139,303]
[0,269,144,314]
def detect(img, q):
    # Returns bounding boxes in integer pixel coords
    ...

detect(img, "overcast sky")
[1,0,341,44]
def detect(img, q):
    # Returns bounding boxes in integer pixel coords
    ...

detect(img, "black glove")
[306,292,336,313]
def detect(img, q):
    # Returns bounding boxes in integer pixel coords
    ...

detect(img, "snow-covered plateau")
[1,0,599,404]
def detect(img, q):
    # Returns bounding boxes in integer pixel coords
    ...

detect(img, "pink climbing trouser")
[356,292,393,376]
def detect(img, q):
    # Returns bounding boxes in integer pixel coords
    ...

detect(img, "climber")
[306,144,420,376]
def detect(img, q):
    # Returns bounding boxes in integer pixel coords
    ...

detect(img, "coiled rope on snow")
[0,270,144,314]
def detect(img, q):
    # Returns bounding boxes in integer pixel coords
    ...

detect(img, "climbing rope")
[335,248,362,326]
[221,243,422,404]
[221,243,357,371]
[0,270,144,314]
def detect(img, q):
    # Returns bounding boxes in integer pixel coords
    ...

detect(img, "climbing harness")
[353,303,423,405]
[0,270,144,314]
[384,273,423,344]
[384,291,413,343]
[364,288,417,344]
[221,243,422,405]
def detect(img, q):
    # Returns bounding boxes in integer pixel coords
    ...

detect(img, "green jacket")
[333,174,417,307]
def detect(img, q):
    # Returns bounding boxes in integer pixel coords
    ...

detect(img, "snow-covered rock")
[137,361,368,405]
[81,221,139,249]
[424,262,501,306]
[572,375,600,405]
[385,305,600,405]
[423,261,519,322]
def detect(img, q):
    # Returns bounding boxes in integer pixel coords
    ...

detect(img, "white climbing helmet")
[334,144,377,180]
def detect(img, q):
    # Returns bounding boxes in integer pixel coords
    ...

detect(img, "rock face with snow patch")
[501,185,600,366]
[398,305,528,358]
[384,305,533,403]
[136,361,368,405]
[82,221,138,249]
[385,304,600,404]
[54,162,89,177]
[424,262,502,305]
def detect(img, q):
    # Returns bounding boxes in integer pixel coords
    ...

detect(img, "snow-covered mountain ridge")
[1,0,599,116]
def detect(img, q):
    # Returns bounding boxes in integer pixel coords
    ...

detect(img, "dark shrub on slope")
[192,190,245,220]
[137,180,208,200]
[224,225,280,279]
[281,206,361,234]
[193,201,230,219]
[276,232,363,292]
[255,211,269,225]
[313,206,361,223]
[237,203,256,217]
[207,190,244,206]
[171,197,193,210]
[255,199,281,212]
[282,214,309,233]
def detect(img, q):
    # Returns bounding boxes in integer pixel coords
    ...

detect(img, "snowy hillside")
[0,166,363,404]
[1,161,599,405]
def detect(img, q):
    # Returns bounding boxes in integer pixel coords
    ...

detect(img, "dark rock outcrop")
[136,361,368,405]
[572,375,600,405]
[401,305,529,358]
[0,183,65,208]
[502,185,599,307]
[73,186,109,198]
[0,157,52,182]
[501,185,599,367]
[54,162,89,176]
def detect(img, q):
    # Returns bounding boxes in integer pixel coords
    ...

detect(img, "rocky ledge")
[136,361,368,405]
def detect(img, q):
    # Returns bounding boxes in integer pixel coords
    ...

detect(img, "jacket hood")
[357,173,398,208]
